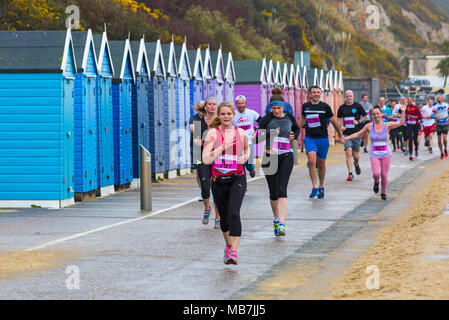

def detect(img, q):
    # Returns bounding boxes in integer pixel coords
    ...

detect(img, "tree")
[437,58,449,88]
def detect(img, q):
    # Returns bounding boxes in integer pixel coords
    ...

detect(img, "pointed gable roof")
[338,71,344,91]
[267,60,275,86]
[130,38,150,79]
[201,47,213,80]
[161,40,178,78]
[71,29,98,74]
[0,29,77,77]
[224,52,236,83]
[274,61,282,86]
[333,70,338,91]
[282,63,289,88]
[188,48,203,81]
[302,66,308,89]
[109,39,136,82]
[295,64,302,89]
[209,48,225,83]
[288,64,295,89]
[174,42,192,80]
[145,40,166,78]
[93,31,115,77]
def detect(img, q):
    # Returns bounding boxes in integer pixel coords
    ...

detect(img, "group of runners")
[188,86,449,265]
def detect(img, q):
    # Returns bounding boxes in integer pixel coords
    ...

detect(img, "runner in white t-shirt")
[433,94,449,159]
[421,96,436,154]
[232,95,261,178]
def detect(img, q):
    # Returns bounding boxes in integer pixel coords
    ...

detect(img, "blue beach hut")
[109,39,135,187]
[175,41,192,174]
[161,41,179,178]
[0,29,77,208]
[130,38,151,185]
[93,31,115,197]
[145,40,166,178]
[71,30,99,200]
[188,47,204,117]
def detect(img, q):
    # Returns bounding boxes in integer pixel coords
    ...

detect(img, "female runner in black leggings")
[256,88,301,237]
[202,102,250,265]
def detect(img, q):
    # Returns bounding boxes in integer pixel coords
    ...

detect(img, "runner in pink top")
[203,102,250,265]
[342,105,406,200]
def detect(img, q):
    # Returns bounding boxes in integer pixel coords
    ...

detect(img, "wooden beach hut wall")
[288,64,296,107]
[93,32,115,197]
[233,59,268,157]
[130,38,151,184]
[109,39,135,187]
[174,41,192,173]
[202,47,215,99]
[161,42,179,176]
[72,30,99,200]
[0,30,77,208]
[210,48,225,104]
[224,52,236,104]
[188,47,204,117]
[145,40,166,177]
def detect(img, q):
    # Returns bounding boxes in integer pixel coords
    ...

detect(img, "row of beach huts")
[0,28,344,208]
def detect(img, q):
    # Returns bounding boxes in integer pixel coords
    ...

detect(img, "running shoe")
[425,140,430,147]
[249,170,256,178]
[202,209,211,225]
[373,182,379,194]
[309,187,318,198]
[229,251,239,265]
[215,219,220,229]
[441,153,445,160]
[361,141,364,147]
[273,220,279,236]
[381,193,388,201]
[445,150,448,158]
[364,147,368,153]
[198,195,203,202]
[404,151,409,156]
[223,245,232,264]
[429,147,433,154]
[277,224,286,236]
[355,165,361,175]
[415,152,418,159]
[409,156,413,161]
[347,173,354,182]
[317,188,325,199]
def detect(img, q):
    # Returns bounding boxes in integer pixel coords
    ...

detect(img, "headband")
[235,95,246,102]
[204,96,216,104]
[269,100,285,108]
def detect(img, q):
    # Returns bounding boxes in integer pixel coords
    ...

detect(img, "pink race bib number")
[214,155,237,174]
[407,119,416,124]
[373,145,387,152]
[306,114,320,128]
[238,125,251,130]
[272,137,290,154]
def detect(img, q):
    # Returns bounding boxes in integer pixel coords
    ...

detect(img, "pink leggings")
[370,156,391,194]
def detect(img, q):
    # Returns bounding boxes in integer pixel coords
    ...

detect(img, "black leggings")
[262,152,294,201]
[407,124,420,154]
[390,128,403,150]
[197,163,212,199]
[211,174,246,237]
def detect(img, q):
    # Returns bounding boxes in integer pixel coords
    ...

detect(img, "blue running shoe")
[309,188,318,198]
[317,188,325,199]
[273,220,279,236]
[277,224,286,236]
[202,209,210,225]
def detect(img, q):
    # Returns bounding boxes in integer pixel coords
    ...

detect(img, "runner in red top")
[203,102,250,265]
[405,97,422,160]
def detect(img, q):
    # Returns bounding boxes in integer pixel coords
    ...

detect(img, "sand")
[331,165,449,299]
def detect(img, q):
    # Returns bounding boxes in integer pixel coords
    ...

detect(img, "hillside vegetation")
[1,0,449,87]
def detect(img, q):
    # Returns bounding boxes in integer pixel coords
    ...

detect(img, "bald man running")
[337,90,367,181]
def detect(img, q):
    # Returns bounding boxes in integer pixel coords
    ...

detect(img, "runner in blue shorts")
[299,86,344,199]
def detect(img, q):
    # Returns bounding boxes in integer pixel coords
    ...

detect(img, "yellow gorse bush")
[114,0,169,20]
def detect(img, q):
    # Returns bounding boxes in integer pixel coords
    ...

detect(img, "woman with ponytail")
[202,102,250,265]
[265,87,294,115]
[256,90,301,237]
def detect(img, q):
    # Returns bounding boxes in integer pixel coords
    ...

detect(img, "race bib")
[372,142,388,156]
[407,118,417,125]
[344,117,355,129]
[213,154,237,174]
[306,114,321,128]
[272,137,290,155]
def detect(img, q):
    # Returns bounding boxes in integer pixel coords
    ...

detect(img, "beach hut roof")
[209,48,225,82]
[295,64,302,89]
[234,59,267,84]
[130,38,150,79]
[174,42,192,79]
[161,41,178,77]
[145,40,166,78]
[93,31,115,77]
[201,48,213,80]
[71,29,98,74]
[0,29,77,76]
[274,61,282,86]
[224,52,236,83]
[109,39,136,82]
[188,48,204,81]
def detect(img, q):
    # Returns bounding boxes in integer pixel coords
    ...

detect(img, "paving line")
[22,176,264,252]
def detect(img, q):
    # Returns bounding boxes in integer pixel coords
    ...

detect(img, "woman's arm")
[345,123,370,140]
[238,129,250,164]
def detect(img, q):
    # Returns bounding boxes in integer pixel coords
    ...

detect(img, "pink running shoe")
[223,245,232,264]
[229,251,239,265]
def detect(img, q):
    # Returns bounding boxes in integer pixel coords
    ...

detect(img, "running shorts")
[423,124,435,138]
[304,136,330,160]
